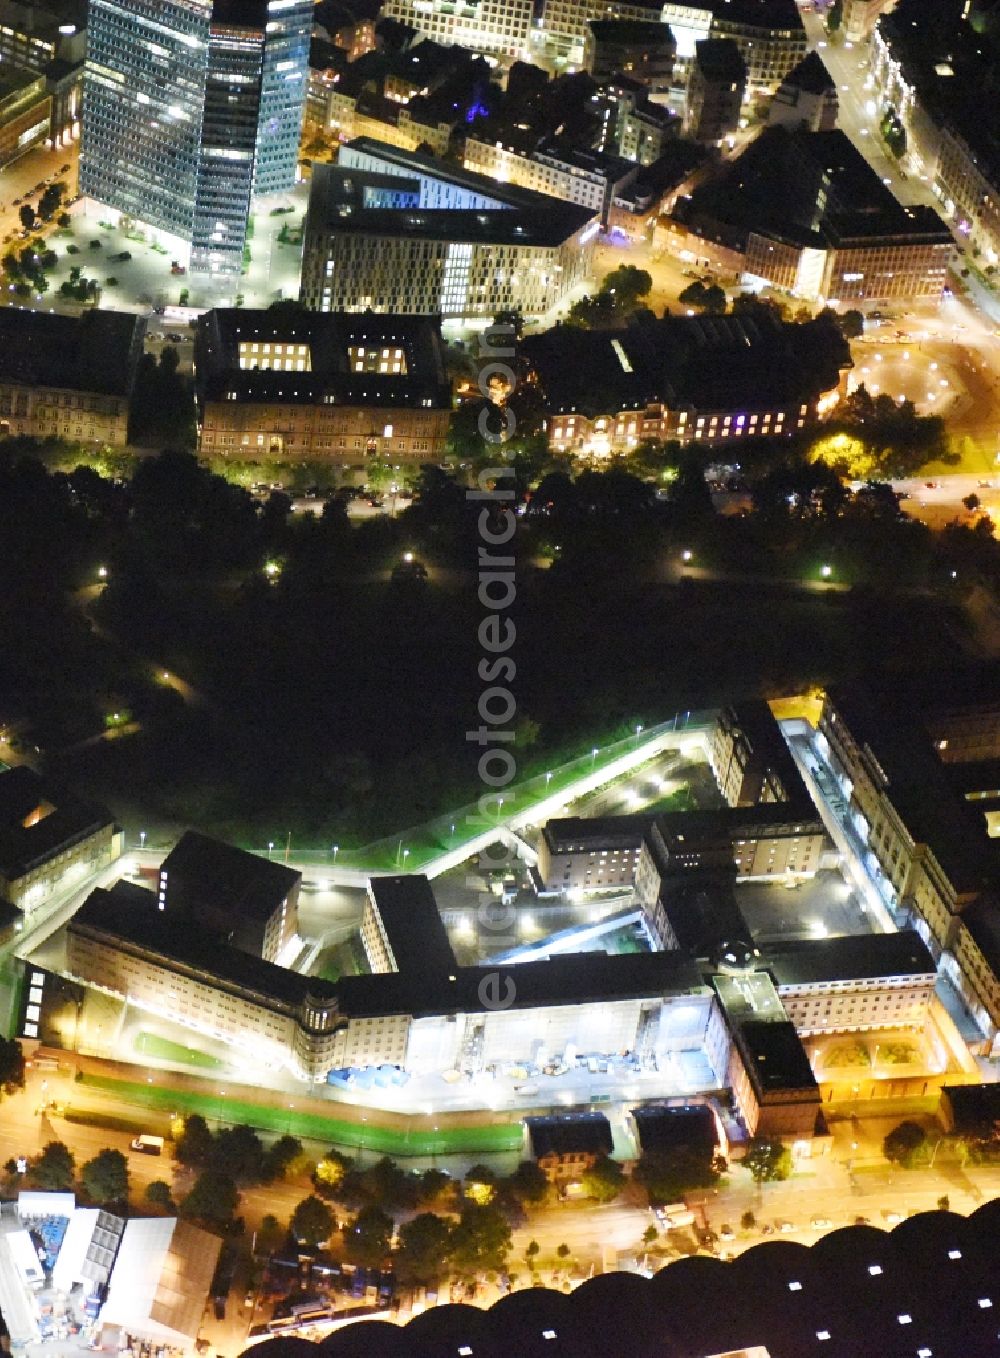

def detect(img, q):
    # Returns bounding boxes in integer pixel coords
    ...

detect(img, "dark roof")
[736,1019,819,1095]
[631,1102,718,1156]
[525,1112,613,1159]
[694,38,746,81]
[781,50,835,95]
[721,699,803,799]
[307,163,594,247]
[522,312,848,418]
[367,874,457,974]
[652,801,824,851]
[70,882,333,1011]
[960,897,1000,977]
[333,948,708,1019]
[677,126,953,250]
[162,831,299,922]
[587,18,676,46]
[657,872,752,958]
[765,930,937,987]
[0,767,114,884]
[542,815,650,853]
[825,681,997,892]
[941,1082,1000,1134]
[707,0,803,30]
[194,309,451,408]
[0,309,145,397]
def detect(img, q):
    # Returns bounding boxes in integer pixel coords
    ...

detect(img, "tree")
[418,1167,453,1207]
[180,1169,240,1227]
[32,1141,75,1190]
[525,1239,540,1267]
[826,0,842,31]
[641,1225,658,1246]
[633,1148,720,1204]
[0,1037,25,1094]
[743,1138,793,1184]
[938,1194,950,1211]
[145,1180,176,1213]
[839,309,865,340]
[256,1213,286,1255]
[729,293,788,325]
[449,1203,512,1276]
[313,1148,353,1198]
[464,1163,498,1205]
[395,1212,453,1286]
[964,493,981,514]
[213,1125,264,1182]
[678,281,726,314]
[81,1149,128,1204]
[175,1113,215,1167]
[600,263,653,310]
[741,1210,756,1230]
[38,183,66,221]
[883,1121,927,1169]
[262,1134,302,1182]
[556,1242,571,1260]
[345,1205,393,1268]
[19,204,35,232]
[581,1154,625,1203]
[506,1160,549,1207]
[290,1195,335,1248]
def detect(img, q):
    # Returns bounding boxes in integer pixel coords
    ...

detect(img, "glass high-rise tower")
[80,0,310,279]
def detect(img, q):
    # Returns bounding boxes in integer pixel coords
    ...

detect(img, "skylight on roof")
[611,338,633,373]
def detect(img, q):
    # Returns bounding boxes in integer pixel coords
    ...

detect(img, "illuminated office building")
[80,0,310,279]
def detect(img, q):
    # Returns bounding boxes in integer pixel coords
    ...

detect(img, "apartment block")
[685,38,745,145]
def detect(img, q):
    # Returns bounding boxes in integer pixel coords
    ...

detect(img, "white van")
[130,1134,164,1155]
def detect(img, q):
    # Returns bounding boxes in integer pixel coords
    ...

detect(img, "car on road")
[60,163,70,173]
[166,332,185,342]
[883,1210,904,1224]
[776,1220,795,1233]
[925,481,940,489]
[811,1216,833,1229]
[719,1225,735,1241]
[979,480,995,489]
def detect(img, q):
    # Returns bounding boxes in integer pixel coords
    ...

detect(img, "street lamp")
[821,564,833,579]
[332,844,339,863]
[635,724,643,736]
[97,565,108,580]
[681,549,692,563]
[267,841,274,858]
[545,771,553,786]
[139,830,146,850]
[591,747,598,765]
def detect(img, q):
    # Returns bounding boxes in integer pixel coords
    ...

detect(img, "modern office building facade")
[80,0,309,279]
[300,140,596,320]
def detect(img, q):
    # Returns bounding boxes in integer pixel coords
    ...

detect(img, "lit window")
[978,1299,993,1309]
[788,1281,802,1292]
[816,1332,830,1342]
[898,1314,912,1325]
[868,1265,882,1276]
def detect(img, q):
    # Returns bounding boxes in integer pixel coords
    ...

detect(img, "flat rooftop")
[307,165,595,246]
[766,930,937,987]
[736,1018,819,1095]
[368,874,458,975]
[162,830,300,921]
[0,309,144,397]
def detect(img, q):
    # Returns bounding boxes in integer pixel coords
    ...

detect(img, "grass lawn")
[134,1030,227,1071]
[78,1072,522,1155]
